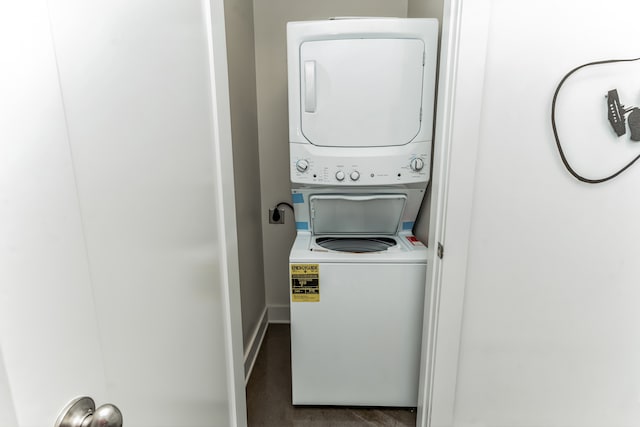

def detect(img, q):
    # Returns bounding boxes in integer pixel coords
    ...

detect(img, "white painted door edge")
[416,0,463,425]
[417,1,492,426]
[204,0,249,426]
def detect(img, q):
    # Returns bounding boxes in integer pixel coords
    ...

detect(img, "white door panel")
[0,350,19,427]
[47,1,231,423]
[1,1,234,426]
[300,38,425,147]
[0,1,107,425]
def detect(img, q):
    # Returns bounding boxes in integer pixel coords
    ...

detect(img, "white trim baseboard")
[267,304,290,323]
[243,305,290,384]
[243,307,269,385]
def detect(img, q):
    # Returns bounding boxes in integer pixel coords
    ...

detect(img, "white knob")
[296,159,309,173]
[335,171,345,181]
[350,171,360,181]
[410,158,424,172]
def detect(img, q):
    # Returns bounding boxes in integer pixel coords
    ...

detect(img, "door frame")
[416,0,492,426]
[204,0,248,426]
[209,0,493,425]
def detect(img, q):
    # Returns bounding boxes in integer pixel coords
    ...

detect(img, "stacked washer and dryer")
[287,18,438,407]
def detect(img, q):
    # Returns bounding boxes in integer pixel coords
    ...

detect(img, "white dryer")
[286,18,438,407]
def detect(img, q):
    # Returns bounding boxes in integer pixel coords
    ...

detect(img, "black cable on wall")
[551,57,640,184]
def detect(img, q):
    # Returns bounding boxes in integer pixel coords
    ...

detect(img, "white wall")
[439,1,640,425]
[223,0,267,355]
[253,0,410,314]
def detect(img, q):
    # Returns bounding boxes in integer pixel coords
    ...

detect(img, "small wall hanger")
[606,89,640,140]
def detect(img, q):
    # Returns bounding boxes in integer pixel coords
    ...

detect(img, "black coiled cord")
[551,57,640,184]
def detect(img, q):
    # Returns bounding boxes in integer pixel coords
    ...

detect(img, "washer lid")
[309,194,406,235]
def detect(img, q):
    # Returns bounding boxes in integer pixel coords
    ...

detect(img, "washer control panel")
[290,142,431,186]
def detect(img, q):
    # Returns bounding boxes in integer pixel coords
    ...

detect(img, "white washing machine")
[289,192,428,406]
[286,18,438,407]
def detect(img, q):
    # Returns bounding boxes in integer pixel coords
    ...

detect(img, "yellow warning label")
[291,264,319,302]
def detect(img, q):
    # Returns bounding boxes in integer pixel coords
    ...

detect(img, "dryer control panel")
[290,142,430,186]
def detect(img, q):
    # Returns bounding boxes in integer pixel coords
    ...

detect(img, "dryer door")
[300,38,425,147]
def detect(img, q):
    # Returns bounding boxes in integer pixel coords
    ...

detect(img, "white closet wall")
[434,1,640,425]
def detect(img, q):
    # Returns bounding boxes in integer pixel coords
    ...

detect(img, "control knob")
[410,158,424,172]
[350,171,360,181]
[335,171,345,181]
[295,159,309,173]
